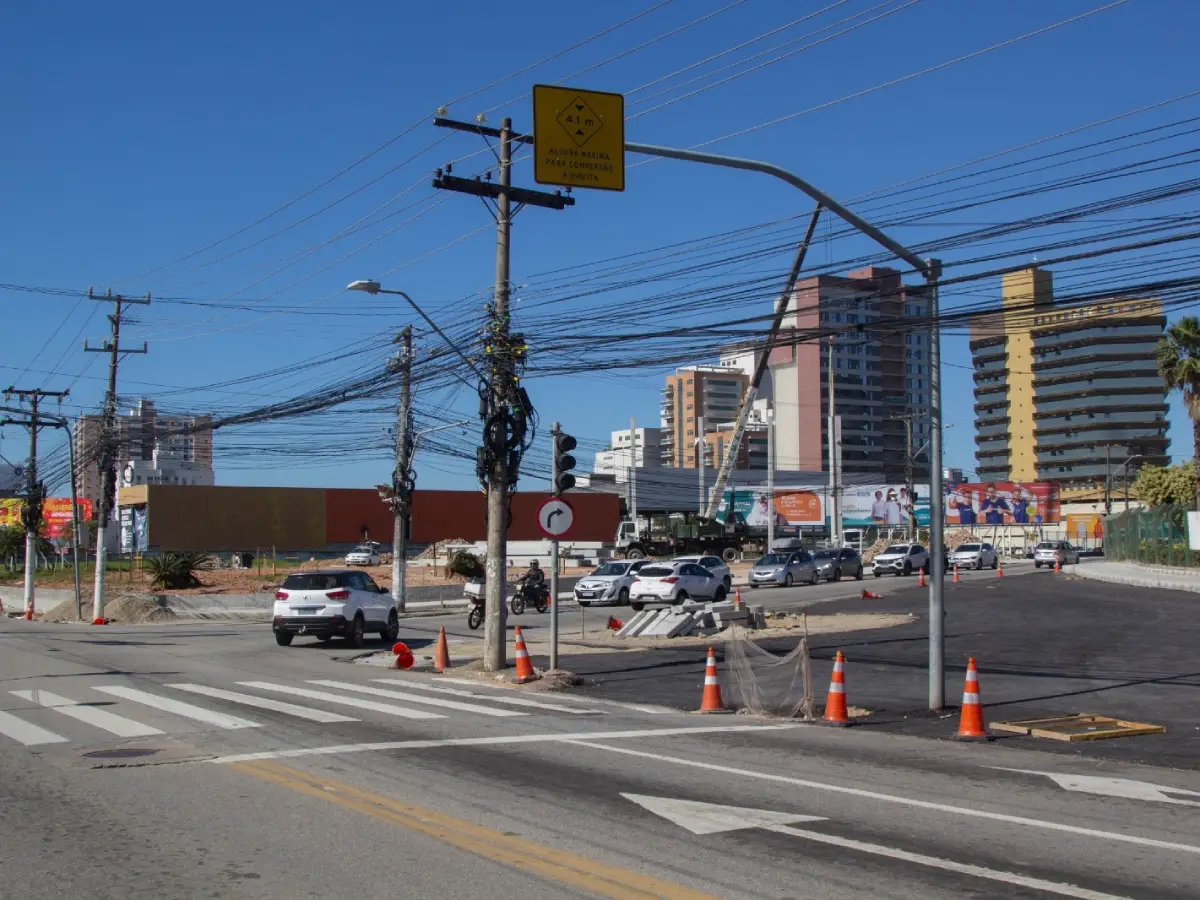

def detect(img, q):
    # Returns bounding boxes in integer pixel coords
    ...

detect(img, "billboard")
[945,482,1060,526]
[1065,513,1104,543]
[716,489,824,528]
[841,484,930,528]
[0,498,93,539]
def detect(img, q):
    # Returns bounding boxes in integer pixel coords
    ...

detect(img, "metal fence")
[1103,505,1199,567]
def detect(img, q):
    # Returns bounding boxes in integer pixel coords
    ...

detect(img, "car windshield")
[756,554,787,566]
[955,544,981,552]
[813,549,838,559]
[282,573,345,591]
[674,557,699,564]
[638,566,673,577]
[353,545,374,552]
[591,563,627,577]
[883,545,908,555]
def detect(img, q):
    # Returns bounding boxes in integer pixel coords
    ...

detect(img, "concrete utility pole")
[2,387,68,619]
[629,416,637,524]
[889,412,918,541]
[697,415,706,515]
[391,325,413,612]
[826,339,841,548]
[84,289,149,625]
[766,403,775,552]
[924,259,946,711]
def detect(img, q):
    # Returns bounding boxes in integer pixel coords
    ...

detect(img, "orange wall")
[410,490,620,543]
[325,489,394,544]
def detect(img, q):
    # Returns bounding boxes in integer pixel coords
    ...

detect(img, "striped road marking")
[0,709,68,746]
[11,689,163,738]
[167,684,358,723]
[308,680,526,718]
[437,676,675,714]
[370,680,603,714]
[237,682,444,720]
[93,686,260,730]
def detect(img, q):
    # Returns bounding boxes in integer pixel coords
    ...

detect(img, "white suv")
[273,570,399,647]
[630,561,726,611]
[872,544,930,577]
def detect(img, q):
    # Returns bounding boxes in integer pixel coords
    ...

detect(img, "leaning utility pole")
[2,387,68,619]
[432,116,574,672]
[84,289,149,625]
[390,325,413,613]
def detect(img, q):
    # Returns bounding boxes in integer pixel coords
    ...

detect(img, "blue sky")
[1,0,1196,492]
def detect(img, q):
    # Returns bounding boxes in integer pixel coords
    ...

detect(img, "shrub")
[145,552,212,590]
[445,550,484,580]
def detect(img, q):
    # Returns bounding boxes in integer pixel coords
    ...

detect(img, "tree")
[1157,316,1200,509]
[1132,461,1197,507]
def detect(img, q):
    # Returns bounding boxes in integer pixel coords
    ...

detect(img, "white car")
[950,542,998,570]
[630,561,726,610]
[672,555,733,590]
[345,543,382,566]
[1034,541,1080,568]
[574,560,650,607]
[273,569,398,647]
[872,543,930,577]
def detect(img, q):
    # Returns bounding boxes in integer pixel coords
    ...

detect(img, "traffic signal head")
[553,432,577,495]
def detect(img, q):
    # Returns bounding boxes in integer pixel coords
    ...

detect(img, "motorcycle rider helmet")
[529,559,540,567]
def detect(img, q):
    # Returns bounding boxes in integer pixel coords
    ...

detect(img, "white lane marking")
[167,684,358,724]
[93,686,260,730]
[566,741,1200,857]
[11,689,163,738]
[237,682,444,720]
[210,724,794,764]
[308,680,525,717]
[435,676,674,714]
[0,709,69,746]
[770,824,1131,900]
[995,768,1200,808]
[370,680,602,714]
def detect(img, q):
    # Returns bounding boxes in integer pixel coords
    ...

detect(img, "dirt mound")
[44,594,177,624]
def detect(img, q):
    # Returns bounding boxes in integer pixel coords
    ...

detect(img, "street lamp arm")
[412,419,471,454]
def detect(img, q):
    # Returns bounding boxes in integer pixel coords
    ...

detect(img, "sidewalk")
[1073,559,1200,594]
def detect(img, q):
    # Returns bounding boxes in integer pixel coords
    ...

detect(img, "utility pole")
[924,259,946,711]
[84,289,149,625]
[1104,444,1113,515]
[889,412,918,541]
[432,117,574,672]
[390,325,413,613]
[766,403,775,552]
[697,415,706,515]
[827,338,842,548]
[629,416,638,524]
[2,387,68,620]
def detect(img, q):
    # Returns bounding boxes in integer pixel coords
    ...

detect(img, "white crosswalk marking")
[370,680,603,715]
[309,680,526,718]
[0,709,68,746]
[437,676,674,714]
[11,689,163,738]
[167,684,358,723]
[93,686,260,730]
[238,682,445,720]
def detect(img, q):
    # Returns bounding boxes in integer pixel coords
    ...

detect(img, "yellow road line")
[231,759,720,900]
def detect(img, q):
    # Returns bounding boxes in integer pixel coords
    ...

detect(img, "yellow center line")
[231,759,721,900]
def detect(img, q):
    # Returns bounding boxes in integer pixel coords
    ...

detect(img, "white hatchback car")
[672,555,733,589]
[950,542,998,570]
[630,561,726,610]
[273,569,398,647]
[345,543,382,566]
[574,560,650,606]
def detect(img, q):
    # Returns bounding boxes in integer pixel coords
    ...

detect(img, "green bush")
[445,550,484,580]
[145,552,212,590]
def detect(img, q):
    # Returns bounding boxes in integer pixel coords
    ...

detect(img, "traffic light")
[553,432,577,495]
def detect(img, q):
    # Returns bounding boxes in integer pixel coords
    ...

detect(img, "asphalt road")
[2,597,1198,899]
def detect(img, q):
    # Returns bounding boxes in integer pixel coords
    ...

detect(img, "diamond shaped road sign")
[533,84,624,192]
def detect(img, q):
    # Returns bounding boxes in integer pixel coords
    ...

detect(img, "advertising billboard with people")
[841,485,930,527]
[944,482,1060,525]
[716,489,824,528]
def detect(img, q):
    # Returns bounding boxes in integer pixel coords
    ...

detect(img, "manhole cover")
[82,748,161,760]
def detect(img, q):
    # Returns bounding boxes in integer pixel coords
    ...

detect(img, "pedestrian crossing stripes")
[0,675,639,749]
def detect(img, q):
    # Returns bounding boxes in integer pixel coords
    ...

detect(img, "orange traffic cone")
[917,568,926,587]
[697,647,730,713]
[23,606,33,621]
[953,565,960,584]
[861,589,882,600]
[606,615,623,631]
[996,560,1004,578]
[954,657,989,741]
[91,617,109,626]
[513,626,538,683]
[433,627,451,673]
[822,651,850,726]
[1054,558,1062,574]
[733,588,742,610]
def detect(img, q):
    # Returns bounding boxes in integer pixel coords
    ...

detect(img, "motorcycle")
[509,580,549,616]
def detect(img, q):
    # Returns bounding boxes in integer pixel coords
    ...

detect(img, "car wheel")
[832,568,841,583]
[723,575,732,589]
[855,566,864,580]
[674,590,689,606]
[627,548,646,560]
[902,562,911,576]
[1034,561,1042,568]
[810,569,820,585]
[721,547,738,564]
[991,557,998,569]
[631,601,645,612]
[618,587,629,606]
[784,573,793,587]
[748,583,759,589]
[874,571,882,578]
[922,563,931,575]
[274,631,293,647]
[345,614,366,648]
[714,586,727,603]
[382,611,399,642]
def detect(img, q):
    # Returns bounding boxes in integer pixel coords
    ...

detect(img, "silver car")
[573,560,649,607]
[950,542,997,570]
[1034,541,1080,568]
[812,547,865,582]
[748,550,819,588]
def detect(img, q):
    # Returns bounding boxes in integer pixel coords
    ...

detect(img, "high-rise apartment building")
[769,266,930,481]
[75,399,215,509]
[592,427,663,475]
[971,267,1169,496]
[660,366,749,467]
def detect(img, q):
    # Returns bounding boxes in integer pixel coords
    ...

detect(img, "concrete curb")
[1073,563,1200,595]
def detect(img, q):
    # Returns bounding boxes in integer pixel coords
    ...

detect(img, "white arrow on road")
[997,769,1200,807]
[622,794,1133,900]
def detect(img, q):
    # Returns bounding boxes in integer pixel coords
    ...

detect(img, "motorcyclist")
[520,559,545,592]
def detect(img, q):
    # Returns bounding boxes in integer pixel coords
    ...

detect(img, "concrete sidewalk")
[1074,560,1200,594]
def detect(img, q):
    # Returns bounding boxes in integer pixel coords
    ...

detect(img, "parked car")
[812,547,865,582]
[672,554,732,589]
[345,542,382,566]
[630,561,726,610]
[872,543,930,577]
[1034,541,1080,568]
[748,550,819,588]
[573,560,649,607]
[272,569,397,647]
[950,542,998,570]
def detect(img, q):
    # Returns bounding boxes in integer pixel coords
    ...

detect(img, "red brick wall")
[409,490,620,543]
[324,489,394,544]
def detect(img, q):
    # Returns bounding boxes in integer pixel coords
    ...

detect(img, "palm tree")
[1156,316,1200,509]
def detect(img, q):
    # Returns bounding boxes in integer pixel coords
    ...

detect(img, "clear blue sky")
[2,0,1196,492]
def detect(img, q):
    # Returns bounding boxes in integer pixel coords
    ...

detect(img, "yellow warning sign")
[532,85,625,192]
